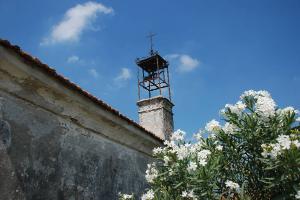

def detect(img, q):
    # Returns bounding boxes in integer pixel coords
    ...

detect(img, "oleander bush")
[120,90,300,200]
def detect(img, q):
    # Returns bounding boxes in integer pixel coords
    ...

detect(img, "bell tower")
[136,34,174,140]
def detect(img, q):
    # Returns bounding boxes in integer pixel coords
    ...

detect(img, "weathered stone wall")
[137,96,174,140]
[0,45,161,200]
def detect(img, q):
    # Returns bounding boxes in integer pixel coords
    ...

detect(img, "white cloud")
[166,54,200,72]
[115,68,131,81]
[67,55,79,63]
[178,54,200,72]
[41,1,113,45]
[88,68,99,78]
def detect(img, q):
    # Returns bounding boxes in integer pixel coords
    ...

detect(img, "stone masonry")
[137,96,174,140]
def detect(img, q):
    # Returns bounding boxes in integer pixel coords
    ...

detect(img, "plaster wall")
[0,46,161,200]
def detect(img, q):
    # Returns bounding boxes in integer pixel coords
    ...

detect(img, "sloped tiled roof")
[0,39,163,143]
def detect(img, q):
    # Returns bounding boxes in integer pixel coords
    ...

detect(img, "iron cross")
[147,32,156,54]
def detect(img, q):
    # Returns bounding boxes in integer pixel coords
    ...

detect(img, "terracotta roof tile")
[0,39,163,143]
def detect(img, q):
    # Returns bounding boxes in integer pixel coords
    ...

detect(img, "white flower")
[261,139,288,159]
[152,147,163,155]
[197,149,211,166]
[241,90,276,119]
[199,159,207,166]
[257,90,271,98]
[282,106,296,114]
[205,119,221,132]
[181,190,197,199]
[255,95,276,119]
[119,193,133,199]
[216,145,223,151]
[209,133,216,139]
[270,143,282,158]
[171,129,186,141]
[293,140,300,148]
[223,123,236,134]
[185,143,191,148]
[261,150,269,158]
[163,156,170,166]
[189,145,197,154]
[225,180,240,191]
[261,144,270,157]
[187,161,197,173]
[241,90,271,100]
[261,144,267,148]
[240,90,257,99]
[277,135,291,150]
[164,140,176,148]
[198,149,211,159]
[194,130,204,140]
[295,190,300,199]
[225,101,246,115]
[175,145,190,160]
[145,164,158,183]
[236,101,247,110]
[182,191,188,197]
[141,189,154,200]
[190,142,203,153]
[278,107,299,118]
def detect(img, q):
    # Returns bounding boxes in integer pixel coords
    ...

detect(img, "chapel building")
[0,39,174,200]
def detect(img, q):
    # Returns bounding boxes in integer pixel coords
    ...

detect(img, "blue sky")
[1,0,300,138]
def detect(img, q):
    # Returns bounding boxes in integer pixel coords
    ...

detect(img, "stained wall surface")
[137,96,174,140]
[0,45,161,200]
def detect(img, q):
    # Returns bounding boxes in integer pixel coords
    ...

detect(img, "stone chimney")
[137,96,174,140]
